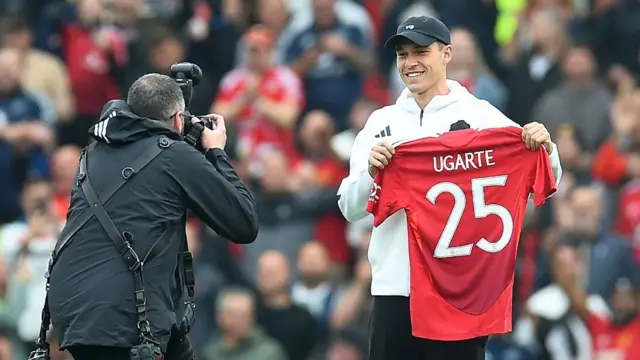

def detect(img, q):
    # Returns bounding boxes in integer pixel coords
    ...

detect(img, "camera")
[169,63,215,149]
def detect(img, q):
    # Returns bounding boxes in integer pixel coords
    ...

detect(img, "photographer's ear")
[171,111,184,134]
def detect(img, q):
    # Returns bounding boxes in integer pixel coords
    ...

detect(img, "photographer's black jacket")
[48,101,258,350]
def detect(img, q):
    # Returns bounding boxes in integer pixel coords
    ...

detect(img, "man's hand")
[27,211,51,238]
[243,73,261,100]
[321,32,350,56]
[199,114,227,151]
[368,141,395,177]
[522,122,553,154]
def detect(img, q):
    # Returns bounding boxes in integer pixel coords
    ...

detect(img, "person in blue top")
[0,48,53,224]
[282,0,374,131]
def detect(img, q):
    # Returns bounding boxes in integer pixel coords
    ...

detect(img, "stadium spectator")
[292,241,342,327]
[555,245,640,359]
[0,14,75,124]
[203,287,286,360]
[532,44,612,152]
[554,124,591,185]
[0,260,26,359]
[297,111,349,265]
[0,179,60,349]
[49,145,80,222]
[213,24,304,174]
[143,27,216,115]
[241,149,337,279]
[54,0,123,147]
[560,186,639,301]
[447,28,508,111]
[282,0,374,130]
[329,233,372,332]
[591,0,640,78]
[592,90,640,185]
[0,48,53,225]
[504,7,566,125]
[235,0,292,65]
[255,250,318,360]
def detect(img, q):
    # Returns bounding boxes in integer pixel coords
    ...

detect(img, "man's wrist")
[205,147,225,155]
[544,141,554,155]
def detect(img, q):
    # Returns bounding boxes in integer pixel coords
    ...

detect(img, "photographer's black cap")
[385,16,451,49]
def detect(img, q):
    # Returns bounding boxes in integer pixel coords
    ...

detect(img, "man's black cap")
[385,16,451,49]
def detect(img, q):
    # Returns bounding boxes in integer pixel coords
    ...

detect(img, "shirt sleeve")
[284,31,305,63]
[345,25,370,51]
[214,71,240,103]
[337,111,379,222]
[279,67,305,108]
[529,148,558,207]
[586,313,610,335]
[366,163,403,227]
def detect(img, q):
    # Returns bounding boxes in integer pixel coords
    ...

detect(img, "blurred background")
[0,0,639,359]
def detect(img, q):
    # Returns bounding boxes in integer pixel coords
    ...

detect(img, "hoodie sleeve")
[481,100,563,195]
[337,112,379,222]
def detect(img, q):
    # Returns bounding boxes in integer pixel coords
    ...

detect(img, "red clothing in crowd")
[52,193,71,222]
[215,66,305,168]
[62,24,122,116]
[614,181,640,262]
[589,314,640,360]
[592,140,628,185]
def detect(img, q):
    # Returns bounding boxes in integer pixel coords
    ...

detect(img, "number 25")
[426,176,513,258]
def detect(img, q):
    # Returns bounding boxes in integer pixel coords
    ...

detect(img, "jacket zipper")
[419,109,424,126]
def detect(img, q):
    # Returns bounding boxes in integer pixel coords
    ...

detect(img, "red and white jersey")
[215,66,304,168]
[366,127,557,340]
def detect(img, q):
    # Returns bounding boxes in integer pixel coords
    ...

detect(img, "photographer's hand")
[198,115,227,151]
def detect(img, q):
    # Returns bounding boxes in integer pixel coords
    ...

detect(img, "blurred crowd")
[0,0,639,359]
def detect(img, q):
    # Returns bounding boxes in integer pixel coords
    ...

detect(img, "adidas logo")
[374,125,392,138]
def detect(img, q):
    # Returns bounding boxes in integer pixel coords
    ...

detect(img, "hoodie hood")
[89,100,183,144]
[395,80,474,116]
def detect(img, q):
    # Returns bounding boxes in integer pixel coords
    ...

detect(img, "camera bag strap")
[77,143,157,345]
[33,136,176,354]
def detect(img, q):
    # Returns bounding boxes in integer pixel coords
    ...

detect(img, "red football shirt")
[589,314,640,359]
[366,127,556,340]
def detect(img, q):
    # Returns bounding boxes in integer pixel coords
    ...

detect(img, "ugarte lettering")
[433,150,495,172]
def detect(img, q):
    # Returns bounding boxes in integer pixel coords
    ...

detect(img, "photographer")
[39,71,258,360]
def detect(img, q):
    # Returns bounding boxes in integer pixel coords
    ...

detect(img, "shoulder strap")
[52,136,176,260]
[78,150,133,260]
[77,142,156,343]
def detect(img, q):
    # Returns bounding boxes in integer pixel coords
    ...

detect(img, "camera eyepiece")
[170,63,202,86]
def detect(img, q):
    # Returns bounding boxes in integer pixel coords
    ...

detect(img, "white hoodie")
[337,80,563,296]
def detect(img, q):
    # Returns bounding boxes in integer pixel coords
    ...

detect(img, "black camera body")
[169,63,214,150]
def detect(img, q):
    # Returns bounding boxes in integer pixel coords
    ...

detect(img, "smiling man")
[337,16,564,360]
